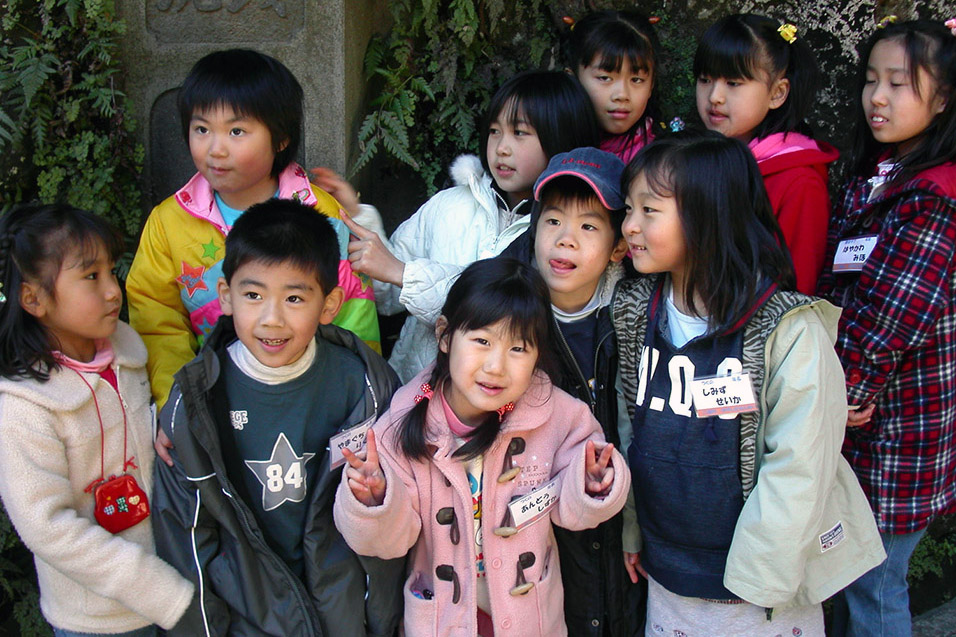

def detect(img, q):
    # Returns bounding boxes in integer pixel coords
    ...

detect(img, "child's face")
[189,104,283,211]
[696,71,789,143]
[22,244,120,363]
[486,101,550,208]
[623,173,688,284]
[218,259,342,368]
[534,194,627,313]
[863,38,946,157]
[437,319,538,427]
[576,57,653,136]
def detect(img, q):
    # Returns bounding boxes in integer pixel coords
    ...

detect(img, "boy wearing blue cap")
[502,147,641,636]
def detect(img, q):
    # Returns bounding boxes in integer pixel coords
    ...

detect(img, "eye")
[696,76,711,85]
[726,80,742,87]
[544,217,560,226]
[110,266,120,278]
[193,125,208,134]
[473,337,490,346]
[84,271,98,280]
[643,206,658,214]
[230,127,244,136]
[511,345,527,353]
[582,223,598,231]
[631,76,645,84]
[488,126,500,136]
[243,291,262,300]
[287,295,303,303]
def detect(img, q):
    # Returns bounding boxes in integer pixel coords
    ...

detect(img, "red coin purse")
[93,474,150,534]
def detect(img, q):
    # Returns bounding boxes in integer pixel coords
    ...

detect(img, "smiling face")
[23,243,121,362]
[534,193,627,313]
[863,38,945,157]
[695,71,789,143]
[576,57,653,136]
[623,172,689,290]
[438,318,539,427]
[218,259,343,368]
[485,100,550,208]
[189,104,285,211]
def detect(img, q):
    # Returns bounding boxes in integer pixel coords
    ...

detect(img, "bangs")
[693,23,762,80]
[579,29,654,74]
[457,282,549,349]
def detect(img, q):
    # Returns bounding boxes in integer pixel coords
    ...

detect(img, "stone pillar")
[117,0,388,210]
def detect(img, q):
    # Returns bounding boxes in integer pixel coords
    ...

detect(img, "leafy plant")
[0,0,144,237]
[351,0,554,194]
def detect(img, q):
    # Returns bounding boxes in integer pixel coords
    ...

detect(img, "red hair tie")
[414,383,434,404]
[496,402,515,422]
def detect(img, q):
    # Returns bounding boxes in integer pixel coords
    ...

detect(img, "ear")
[19,281,48,319]
[768,77,791,110]
[609,237,629,263]
[276,136,290,153]
[318,286,345,325]
[435,316,450,353]
[217,277,234,316]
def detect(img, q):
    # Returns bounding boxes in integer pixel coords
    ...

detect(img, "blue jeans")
[830,527,928,637]
[54,626,156,637]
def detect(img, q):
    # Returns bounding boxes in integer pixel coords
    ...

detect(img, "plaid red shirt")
[818,163,956,534]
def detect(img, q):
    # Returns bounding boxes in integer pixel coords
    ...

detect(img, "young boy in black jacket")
[503,147,644,636]
[152,199,403,636]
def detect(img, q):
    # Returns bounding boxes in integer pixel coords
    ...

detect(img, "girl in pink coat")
[334,258,629,636]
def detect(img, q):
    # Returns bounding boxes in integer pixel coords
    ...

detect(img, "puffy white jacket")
[373,155,532,382]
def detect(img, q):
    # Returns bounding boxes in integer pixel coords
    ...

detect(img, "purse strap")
[75,369,134,493]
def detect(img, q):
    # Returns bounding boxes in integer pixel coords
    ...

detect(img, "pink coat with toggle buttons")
[333,369,630,636]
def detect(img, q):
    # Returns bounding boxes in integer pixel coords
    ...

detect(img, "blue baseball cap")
[533,147,626,210]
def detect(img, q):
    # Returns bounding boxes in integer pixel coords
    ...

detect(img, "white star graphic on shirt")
[244,433,315,511]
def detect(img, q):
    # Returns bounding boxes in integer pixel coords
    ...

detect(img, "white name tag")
[833,235,878,272]
[508,476,561,531]
[690,373,758,418]
[328,417,374,471]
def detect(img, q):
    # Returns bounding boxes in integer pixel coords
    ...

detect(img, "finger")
[585,440,596,469]
[154,438,174,467]
[348,477,371,497]
[623,553,639,584]
[342,446,365,470]
[597,442,614,469]
[598,467,614,491]
[339,208,374,239]
[365,429,380,469]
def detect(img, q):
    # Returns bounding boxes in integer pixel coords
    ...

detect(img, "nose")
[494,135,511,157]
[869,81,888,106]
[209,133,228,158]
[483,347,506,375]
[105,276,121,301]
[611,78,628,102]
[622,212,641,237]
[556,226,578,248]
[259,299,285,327]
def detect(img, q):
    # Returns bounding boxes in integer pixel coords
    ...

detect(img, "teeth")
[261,338,285,346]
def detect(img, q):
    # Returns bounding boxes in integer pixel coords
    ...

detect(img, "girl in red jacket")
[334,258,629,636]
[695,13,838,294]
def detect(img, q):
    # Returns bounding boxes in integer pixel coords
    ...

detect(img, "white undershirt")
[664,283,709,348]
[226,338,317,384]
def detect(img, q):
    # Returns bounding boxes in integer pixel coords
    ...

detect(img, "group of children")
[0,8,953,637]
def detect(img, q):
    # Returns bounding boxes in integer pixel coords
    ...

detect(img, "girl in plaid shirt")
[817,18,956,637]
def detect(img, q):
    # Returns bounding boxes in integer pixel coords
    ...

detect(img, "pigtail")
[397,367,442,461]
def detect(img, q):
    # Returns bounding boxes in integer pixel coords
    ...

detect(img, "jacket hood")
[753,134,839,179]
[0,322,146,410]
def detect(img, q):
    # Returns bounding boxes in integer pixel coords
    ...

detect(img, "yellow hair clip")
[777,23,797,44]
[877,15,898,29]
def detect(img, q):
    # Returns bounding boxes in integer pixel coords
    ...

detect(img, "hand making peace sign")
[342,429,387,507]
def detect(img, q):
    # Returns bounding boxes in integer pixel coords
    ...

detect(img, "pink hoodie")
[334,370,629,636]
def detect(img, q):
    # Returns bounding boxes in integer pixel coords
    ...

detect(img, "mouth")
[477,381,504,396]
[629,244,647,252]
[608,109,632,120]
[494,164,515,178]
[258,337,289,350]
[869,114,888,125]
[707,109,727,121]
[549,258,577,273]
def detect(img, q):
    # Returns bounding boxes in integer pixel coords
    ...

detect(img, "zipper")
[552,316,595,411]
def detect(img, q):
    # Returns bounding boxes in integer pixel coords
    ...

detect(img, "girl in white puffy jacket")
[314,70,600,382]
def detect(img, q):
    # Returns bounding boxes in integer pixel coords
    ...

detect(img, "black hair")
[479,71,600,175]
[396,258,554,461]
[222,198,339,295]
[0,203,124,382]
[538,176,626,240]
[566,9,662,142]
[622,130,796,331]
[848,20,956,187]
[693,13,820,138]
[178,48,303,177]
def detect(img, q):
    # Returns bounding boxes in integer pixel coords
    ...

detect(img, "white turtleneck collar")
[227,338,317,385]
